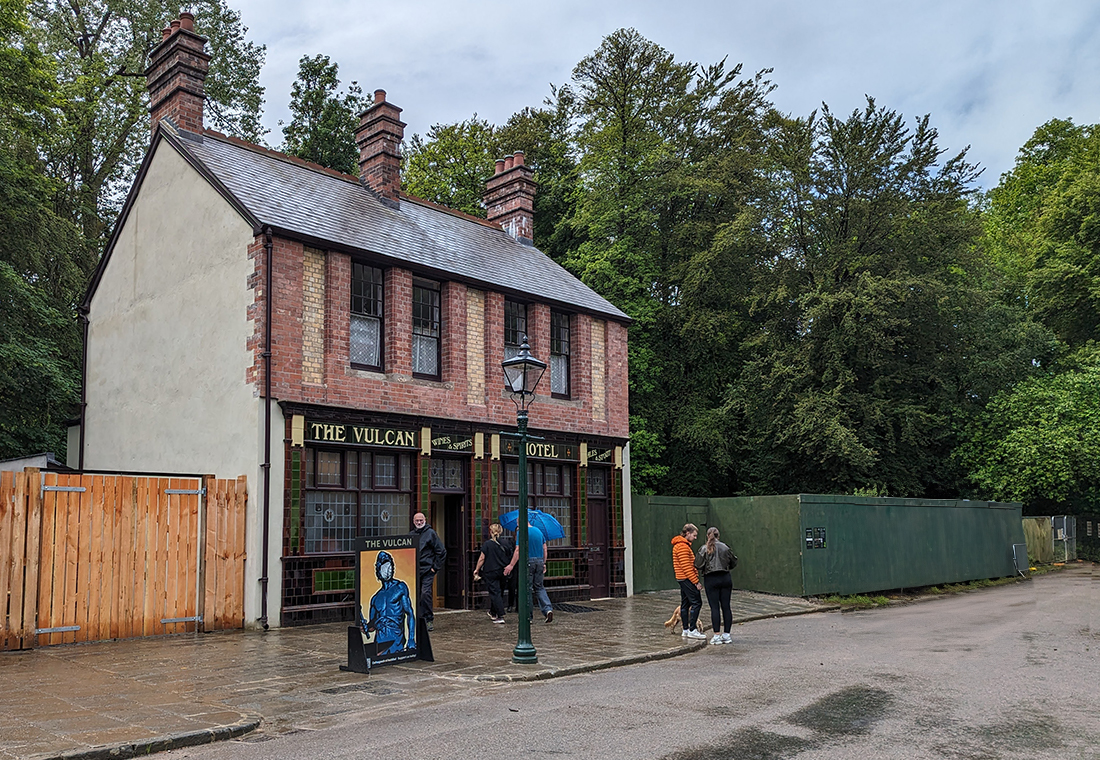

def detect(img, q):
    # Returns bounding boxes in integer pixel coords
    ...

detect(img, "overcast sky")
[229,0,1100,189]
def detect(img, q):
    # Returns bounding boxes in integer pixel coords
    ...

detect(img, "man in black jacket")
[413,512,446,631]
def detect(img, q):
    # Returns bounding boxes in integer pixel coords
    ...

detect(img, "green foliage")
[28,0,267,245]
[0,262,78,458]
[402,117,499,216]
[0,0,81,459]
[958,350,1100,505]
[985,119,1100,348]
[562,29,776,495]
[723,100,1047,498]
[281,54,365,175]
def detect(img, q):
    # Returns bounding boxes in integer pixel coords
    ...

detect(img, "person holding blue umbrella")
[505,523,554,623]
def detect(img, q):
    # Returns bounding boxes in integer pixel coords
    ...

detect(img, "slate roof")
[167,128,629,322]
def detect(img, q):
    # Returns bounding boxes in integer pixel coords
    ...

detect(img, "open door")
[429,494,467,611]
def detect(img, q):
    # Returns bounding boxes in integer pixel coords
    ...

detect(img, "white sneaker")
[686,629,707,640]
[710,634,724,645]
[681,629,691,637]
[721,632,731,643]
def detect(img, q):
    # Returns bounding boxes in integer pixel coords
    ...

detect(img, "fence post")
[22,468,42,649]
[198,475,215,633]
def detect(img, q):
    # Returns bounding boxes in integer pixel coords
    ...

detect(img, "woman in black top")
[694,526,737,644]
[473,523,512,623]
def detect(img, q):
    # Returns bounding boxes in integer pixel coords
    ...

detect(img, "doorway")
[588,497,609,598]
[428,493,467,611]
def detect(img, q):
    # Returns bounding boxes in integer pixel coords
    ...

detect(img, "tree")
[957,351,1100,511]
[723,100,1048,497]
[0,0,81,458]
[984,119,1100,348]
[0,263,78,458]
[402,116,499,216]
[562,29,776,495]
[28,0,266,248]
[281,54,365,176]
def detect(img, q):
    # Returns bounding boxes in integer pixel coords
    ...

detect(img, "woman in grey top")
[694,526,736,644]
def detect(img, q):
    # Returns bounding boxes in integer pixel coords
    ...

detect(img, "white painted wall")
[83,139,279,626]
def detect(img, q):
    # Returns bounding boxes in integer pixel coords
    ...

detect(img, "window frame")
[350,262,385,371]
[302,447,415,554]
[550,310,571,399]
[412,278,442,380]
[500,459,575,546]
[504,299,528,360]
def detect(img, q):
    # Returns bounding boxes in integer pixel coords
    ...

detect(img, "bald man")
[412,512,446,631]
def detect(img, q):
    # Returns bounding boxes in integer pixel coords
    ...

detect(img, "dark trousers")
[678,578,702,631]
[484,572,505,618]
[703,572,733,633]
[418,571,436,621]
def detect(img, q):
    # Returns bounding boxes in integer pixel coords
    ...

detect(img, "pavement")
[0,588,832,760]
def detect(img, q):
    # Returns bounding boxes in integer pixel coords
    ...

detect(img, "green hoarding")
[632,493,1024,597]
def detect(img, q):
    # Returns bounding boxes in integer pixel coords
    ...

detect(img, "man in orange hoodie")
[671,523,706,639]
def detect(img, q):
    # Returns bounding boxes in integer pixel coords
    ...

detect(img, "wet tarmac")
[0,589,828,760]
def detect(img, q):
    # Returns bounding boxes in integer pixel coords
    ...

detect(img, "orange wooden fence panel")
[1,471,246,651]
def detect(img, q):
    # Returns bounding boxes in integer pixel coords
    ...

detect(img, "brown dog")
[663,606,682,634]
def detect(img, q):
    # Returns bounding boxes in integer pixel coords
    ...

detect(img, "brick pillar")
[356,90,406,206]
[484,152,537,244]
[386,267,412,376]
[442,281,467,385]
[145,12,209,136]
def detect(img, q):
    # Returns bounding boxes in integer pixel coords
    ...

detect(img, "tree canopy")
[281,54,365,175]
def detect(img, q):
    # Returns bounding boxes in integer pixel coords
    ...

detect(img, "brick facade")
[253,233,630,439]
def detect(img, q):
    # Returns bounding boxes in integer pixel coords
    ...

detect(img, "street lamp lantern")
[502,336,545,664]
[501,337,547,403]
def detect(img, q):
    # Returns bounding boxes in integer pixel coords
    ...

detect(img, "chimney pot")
[495,158,505,175]
[374,89,386,103]
[170,19,180,31]
[504,155,514,171]
[513,151,525,166]
[179,12,194,31]
[162,26,171,40]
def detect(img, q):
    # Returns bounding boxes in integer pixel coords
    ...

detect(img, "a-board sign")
[346,534,422,672]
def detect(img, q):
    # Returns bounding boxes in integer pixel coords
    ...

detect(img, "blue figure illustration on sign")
[360,550,416,655]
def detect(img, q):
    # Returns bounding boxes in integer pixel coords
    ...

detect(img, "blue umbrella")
[498,508,566,541]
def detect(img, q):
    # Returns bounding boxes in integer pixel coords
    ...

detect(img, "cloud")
[230,0,1100,187]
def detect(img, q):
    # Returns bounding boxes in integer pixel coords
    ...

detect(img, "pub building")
[281,416,628,625]
[74,17,631,629]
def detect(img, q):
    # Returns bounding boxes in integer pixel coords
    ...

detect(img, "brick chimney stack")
[356,90,406,207]
[485,151,537,244]
[145,12,210,137]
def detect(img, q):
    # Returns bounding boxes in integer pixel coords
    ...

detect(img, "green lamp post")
[502,335,546,664]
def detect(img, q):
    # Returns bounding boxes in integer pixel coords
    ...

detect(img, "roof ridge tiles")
[201,128,362,185]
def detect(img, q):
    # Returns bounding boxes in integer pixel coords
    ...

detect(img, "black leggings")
[703,572,733,633]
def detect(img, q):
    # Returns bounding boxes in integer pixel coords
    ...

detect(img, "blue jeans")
[528,559,553,616]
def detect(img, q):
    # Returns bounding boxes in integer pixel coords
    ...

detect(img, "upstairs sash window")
[412,279,441,378]
[351,263,384,369]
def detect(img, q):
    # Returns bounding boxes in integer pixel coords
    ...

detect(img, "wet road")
[171,564,1099,760]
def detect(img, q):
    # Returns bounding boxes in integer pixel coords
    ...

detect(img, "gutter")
[259,227,273,630]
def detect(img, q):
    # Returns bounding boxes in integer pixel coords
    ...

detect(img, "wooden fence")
[0,469,246,650]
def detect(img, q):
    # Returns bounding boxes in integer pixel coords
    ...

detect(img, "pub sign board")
[350,534,420,670]
[308,422,418,449]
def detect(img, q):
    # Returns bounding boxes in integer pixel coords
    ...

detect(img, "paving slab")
[0,589,830,759]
